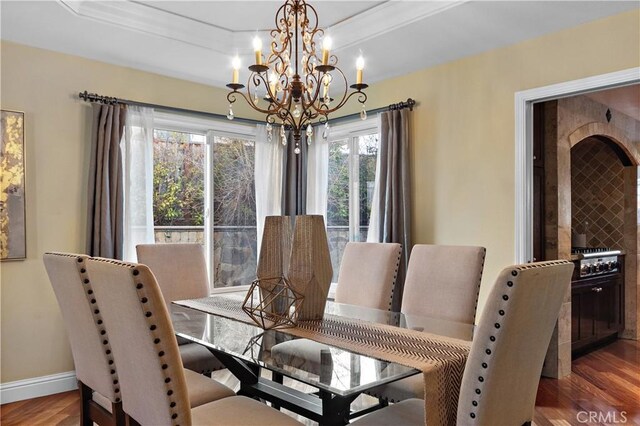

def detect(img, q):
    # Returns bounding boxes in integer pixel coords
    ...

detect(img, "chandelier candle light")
[226,0,369,154]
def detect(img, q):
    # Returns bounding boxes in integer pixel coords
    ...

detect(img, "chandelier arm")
[328,90,368,115]
[302,72,321,106]
[227,91,241,105]
[227,90,276,117]
[245,73,282,115]
[306,67,348,115]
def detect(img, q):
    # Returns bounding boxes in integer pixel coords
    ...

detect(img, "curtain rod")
[327,98,417,126]
[78,91,417,127]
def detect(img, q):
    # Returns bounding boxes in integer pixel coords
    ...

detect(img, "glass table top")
[170,295,473,397]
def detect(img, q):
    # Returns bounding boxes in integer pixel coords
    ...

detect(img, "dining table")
[170,293,473,426]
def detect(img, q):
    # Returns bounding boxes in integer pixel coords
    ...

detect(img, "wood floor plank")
[1,339,638,425]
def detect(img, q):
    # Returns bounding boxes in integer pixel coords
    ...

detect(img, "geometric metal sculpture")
[242,215,302,329]
[242,276,304,330]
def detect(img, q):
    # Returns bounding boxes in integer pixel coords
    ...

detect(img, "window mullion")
[205,130,215,293]
[349,135,360,242]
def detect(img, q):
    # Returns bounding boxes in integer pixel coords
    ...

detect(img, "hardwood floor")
[533,339,640,426]
[2,339,638,426]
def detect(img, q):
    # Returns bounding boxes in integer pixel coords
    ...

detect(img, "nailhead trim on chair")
[92,257,183,426]
[48,253,122,402]
[387,245,404,311]
[131,266,181,426]
[466,260,571,422]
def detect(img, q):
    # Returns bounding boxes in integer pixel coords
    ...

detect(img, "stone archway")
[567,122,639,164]
[562,122,639,342]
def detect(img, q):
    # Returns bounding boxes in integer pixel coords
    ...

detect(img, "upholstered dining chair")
[335,242,403,310]
[44,252,236,421]
[86,256,302,426]
[44,252,125,426]
[352,260,574,426]
[136,243,224,376]
[270,242,402,385]
[368,244,485,403]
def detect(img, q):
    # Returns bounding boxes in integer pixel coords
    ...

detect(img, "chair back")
[457,260,573,425]
[401,244,486,324]
[335,242,402,310]
[86,257,191,426]
[43,252,121,403]
[136,243,209,304]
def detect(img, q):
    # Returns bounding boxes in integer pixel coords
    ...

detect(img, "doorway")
[514,68,640,378]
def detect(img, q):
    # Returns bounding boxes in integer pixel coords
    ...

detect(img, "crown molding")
[58,0,467,56]
[59,0,236,53]
[330,1,468,52]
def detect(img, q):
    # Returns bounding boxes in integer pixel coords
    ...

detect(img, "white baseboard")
[0,371,78,404]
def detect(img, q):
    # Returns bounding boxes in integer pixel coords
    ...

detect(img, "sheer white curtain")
[255,124,284,253]
[307,125,329,222]
[367,114,383,242]
[122,106,155,261]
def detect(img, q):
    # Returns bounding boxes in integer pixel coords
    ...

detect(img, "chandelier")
[226,0,368,154]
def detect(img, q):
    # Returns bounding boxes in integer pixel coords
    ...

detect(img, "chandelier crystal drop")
[226,0,368,154]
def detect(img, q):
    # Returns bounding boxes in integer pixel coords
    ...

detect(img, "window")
[152,112,256,292]
[326,121,380,281]
[211,134,257,289]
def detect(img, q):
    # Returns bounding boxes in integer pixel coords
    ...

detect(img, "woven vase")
[288,215,333,320]
[256,215,293,315]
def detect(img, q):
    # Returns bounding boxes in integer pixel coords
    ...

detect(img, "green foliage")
[153,130,205,226]
[326,135,379,228]
[212,137,256,226]
[327,141,349,226]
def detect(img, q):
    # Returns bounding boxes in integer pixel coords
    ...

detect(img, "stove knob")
[611,260,619,270]
[580,265,589,275]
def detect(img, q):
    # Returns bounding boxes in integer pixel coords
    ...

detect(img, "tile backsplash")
[571,137,625,249]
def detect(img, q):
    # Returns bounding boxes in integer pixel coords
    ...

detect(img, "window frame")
[153,111,256,294]
[328,119,380,242]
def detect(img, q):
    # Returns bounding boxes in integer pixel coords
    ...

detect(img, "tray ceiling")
[1,1,637,89]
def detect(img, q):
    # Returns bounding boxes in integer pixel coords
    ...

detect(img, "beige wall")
[1,9,639,383]
[0,41,259,383]
[338,9,639,318]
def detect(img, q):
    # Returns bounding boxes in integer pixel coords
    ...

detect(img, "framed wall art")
[1,110,26,261]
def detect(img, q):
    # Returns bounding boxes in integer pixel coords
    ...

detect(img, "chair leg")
[112,401,126,426]
[78,381,93,426]
[125,414,141,426]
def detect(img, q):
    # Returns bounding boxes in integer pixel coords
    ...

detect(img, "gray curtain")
[86,103,126,259]
[374,109,412,311]
[281,132,308,216]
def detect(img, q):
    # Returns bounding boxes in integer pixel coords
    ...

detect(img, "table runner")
[174,295,470,426]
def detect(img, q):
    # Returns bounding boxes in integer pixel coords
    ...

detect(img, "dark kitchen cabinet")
[571,274,624,356]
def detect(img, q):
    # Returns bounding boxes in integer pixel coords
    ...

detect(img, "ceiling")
[1,1,638,89]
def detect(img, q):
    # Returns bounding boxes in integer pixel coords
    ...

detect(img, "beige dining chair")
[368,244,485,402]
[44,252,125,426]
[352,260,574,426]
[271,242,402,384]
[86,256,301,426]
[335,242,403,310]
[44,252,236,420]
[136,243,224,375]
